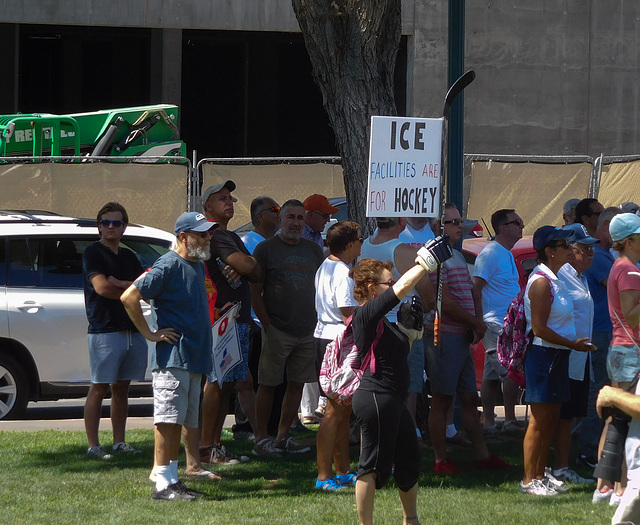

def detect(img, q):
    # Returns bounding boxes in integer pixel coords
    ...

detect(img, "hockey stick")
[434,70,475,348]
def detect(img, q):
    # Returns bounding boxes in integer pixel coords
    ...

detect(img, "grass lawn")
[0,427,614,525]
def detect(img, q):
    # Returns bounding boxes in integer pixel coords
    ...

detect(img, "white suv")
[0,211,175,419]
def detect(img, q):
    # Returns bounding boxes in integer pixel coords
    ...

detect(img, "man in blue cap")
[121,211,216,501]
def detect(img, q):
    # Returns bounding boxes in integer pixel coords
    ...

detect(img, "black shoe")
[576,454,597,469]
[152,483,196,501]
[173,481,205,497]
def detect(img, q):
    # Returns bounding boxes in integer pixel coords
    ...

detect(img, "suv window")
[7,236,171,288]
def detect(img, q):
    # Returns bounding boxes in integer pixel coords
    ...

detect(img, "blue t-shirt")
[134,250,213,375]
[584,244,614,333]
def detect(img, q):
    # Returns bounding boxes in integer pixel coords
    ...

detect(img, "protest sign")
[211,302,242,387]
[367,116,443,218]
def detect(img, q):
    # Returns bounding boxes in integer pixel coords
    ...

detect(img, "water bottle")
[217,257,241,289]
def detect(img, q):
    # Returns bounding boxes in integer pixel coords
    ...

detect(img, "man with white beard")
[121,212,216,501]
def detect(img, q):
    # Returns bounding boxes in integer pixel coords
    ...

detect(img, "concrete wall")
[2,1,640,156]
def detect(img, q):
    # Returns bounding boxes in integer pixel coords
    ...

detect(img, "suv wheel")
[0,354,29,420]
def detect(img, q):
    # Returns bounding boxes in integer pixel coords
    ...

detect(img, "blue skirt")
[524,344,570,404]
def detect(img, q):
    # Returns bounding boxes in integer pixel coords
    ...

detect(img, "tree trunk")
[292,0,401,233]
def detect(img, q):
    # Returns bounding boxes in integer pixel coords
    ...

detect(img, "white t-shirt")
[241,230,266,255]
[314,258,358,340]
[558,263,594,380]
[524,263,576,350]
[398,223,435,249]
[473,241,520,326]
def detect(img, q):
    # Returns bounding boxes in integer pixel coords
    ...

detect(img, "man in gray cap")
[200,180,259,465]
[121,212,215,501]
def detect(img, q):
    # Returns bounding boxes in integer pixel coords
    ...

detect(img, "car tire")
[0,354,29,420]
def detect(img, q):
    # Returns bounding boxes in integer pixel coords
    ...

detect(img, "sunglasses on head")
[99,219,125,228]
[444,218,463,226]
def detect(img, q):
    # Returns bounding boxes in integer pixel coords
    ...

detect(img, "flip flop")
[185,470,223,481]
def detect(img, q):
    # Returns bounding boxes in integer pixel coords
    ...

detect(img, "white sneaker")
[519,478,558,496]
[552,466,595,485]
[543,468,570,493]
[610,492,623,507]
[592,487,614,503]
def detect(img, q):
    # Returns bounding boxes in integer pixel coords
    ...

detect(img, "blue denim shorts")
[524,344,570,404]
[607,344,640,383]
[88,330,147,384]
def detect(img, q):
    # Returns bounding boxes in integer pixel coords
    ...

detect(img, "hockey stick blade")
[442,70,476,119]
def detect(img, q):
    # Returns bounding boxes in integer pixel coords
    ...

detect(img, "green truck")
[0,104,185,159]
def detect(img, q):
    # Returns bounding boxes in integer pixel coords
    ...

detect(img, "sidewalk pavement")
[0,399,528,432]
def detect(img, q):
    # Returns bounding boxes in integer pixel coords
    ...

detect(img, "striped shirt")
[427,249,475,334]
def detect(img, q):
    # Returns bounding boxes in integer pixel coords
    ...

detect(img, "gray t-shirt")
[253,235,324,336]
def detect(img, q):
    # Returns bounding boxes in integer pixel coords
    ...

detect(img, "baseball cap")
[620,201,640,214]
[202,180,237,206]
[175,212,216,236]
[561,223,600,245]
[303,194,339,214]
[609,212,640,242]
[532,225,574,251]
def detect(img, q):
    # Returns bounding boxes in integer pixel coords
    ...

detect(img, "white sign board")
[211,302,242,386]
[367,116,443,218]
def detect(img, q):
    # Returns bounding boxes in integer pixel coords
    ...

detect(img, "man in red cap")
[303,194,340,249]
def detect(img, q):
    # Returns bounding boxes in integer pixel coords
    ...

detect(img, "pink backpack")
[319,316,384,405]
[497,272,553,388]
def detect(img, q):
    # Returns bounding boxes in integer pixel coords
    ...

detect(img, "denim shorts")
[88,330,147,384]
[153,368,202,427]
[424,332,477,396]
[207,322,250,383]
[524,344,570,404]
[607,344,640,383]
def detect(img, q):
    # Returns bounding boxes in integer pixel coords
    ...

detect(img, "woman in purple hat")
[519,226,594,496]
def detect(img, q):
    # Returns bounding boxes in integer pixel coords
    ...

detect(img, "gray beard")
[281,229,301,242]
[186,237,211,261]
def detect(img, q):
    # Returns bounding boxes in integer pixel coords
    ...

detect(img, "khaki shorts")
[482,323,509,382]
[258,325,316,386]
[152,368,202,428]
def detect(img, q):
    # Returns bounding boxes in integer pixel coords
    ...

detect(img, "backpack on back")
[319,316,384,405]
[497,272,553,388]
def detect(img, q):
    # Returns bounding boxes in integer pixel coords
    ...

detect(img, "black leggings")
[352,389,420,491]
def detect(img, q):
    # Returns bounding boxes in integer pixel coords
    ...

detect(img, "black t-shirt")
[352,286,409,398]
[82,241,144,333]
[206,228,252,323]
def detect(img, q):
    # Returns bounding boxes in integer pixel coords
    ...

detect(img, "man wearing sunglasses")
[122,211,216,501]
[82,202,146,460]
[576,198,605,238]
[199,180,260,466]
[242,196,281,255]
[472,209,525,436]
[303,193,339,249]
[426,203,509,475]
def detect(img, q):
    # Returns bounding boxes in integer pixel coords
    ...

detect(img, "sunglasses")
[259,205,281,214]
[549,239,570,249]
[375,279,396,287]
[99,219,125,228]
[444,218,464,226]
[503,219,525,227]
[572,244,594,253]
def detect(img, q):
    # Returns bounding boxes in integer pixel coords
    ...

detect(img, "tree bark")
[292,0,401,233]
